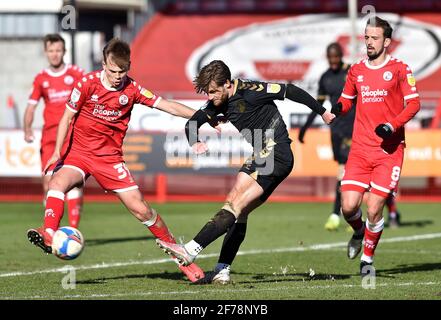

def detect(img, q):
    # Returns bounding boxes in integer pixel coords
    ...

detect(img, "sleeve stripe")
[28,99,38,105]
[341,93,356,99]
[65,104,78,113]
[152,96,162,108]
[404,93,419,100]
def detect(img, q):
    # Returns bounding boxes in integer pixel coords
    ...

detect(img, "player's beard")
[367,45,385,61]
[212,93,228,107]
[50,60,64,69]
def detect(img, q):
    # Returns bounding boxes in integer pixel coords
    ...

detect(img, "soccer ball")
[52,227,84,260]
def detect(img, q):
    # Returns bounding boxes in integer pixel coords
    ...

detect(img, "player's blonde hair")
[103,38,131,70]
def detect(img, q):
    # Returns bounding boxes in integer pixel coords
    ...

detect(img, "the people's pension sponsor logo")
[361,86,388,103]
[48,89,72,102]
[92,104,122,120]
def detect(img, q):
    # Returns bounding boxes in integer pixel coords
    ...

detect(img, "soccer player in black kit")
[298,43,402,231]
[157,60,335,284]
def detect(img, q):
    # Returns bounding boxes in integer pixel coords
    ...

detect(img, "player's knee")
[341,199,359,216]
[366,203,385,219]
[47,177,66,193]
[135,207,153,221]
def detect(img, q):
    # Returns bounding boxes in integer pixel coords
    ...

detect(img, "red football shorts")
[54,151,138,193]
[341,144,404,198]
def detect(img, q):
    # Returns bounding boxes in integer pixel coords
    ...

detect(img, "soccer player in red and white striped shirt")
[23,34,85,228]
[335,17,420,277]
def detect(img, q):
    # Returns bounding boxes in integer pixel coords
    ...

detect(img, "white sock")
[361,254,373,264]
[184,240,203,256]
[366,218,384,233]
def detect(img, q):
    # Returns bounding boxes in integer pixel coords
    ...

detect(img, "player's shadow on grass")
[86,235,155,246]
[75,272,187,285]
[228,272,351,285]
[377,262,441,276]
[385,220,433,228]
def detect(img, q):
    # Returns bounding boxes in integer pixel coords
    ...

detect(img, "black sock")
[193,209,236,248]
[333,180,342,215]
[218,222,247,265]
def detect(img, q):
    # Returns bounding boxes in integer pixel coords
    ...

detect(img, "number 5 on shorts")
[114,163,129,180]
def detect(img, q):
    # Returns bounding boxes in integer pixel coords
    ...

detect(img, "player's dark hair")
[43,34,65,50]
[326,42,343,57]
[366,16,393,39]
[194,60,232,94]
[103,38,131,70]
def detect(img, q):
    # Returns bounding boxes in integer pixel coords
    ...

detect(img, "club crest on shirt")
[64,75,74,85]
[43,81,50,88]
[383,71,393,81]
[237,100,246,113]
[266,83,281,94]
[119,94,129,105]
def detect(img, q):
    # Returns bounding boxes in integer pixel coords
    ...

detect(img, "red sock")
[363,219,384,259]
[67,198,82,228]
[67,188,83,229]
[44,190,65,232]
[144,210,176,244]
[343,208,363,232]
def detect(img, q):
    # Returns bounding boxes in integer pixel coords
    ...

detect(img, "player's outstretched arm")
[285,84,326,114]
[285,84,335,125]
[155,99,196,119]
[184,109,212,154]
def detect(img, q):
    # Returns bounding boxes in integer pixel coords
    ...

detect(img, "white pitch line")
[1,281,440,300]
[0,254,218,278]
[1,232,441,278]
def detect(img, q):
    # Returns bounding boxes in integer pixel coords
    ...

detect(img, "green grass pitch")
[0,201,440,300]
